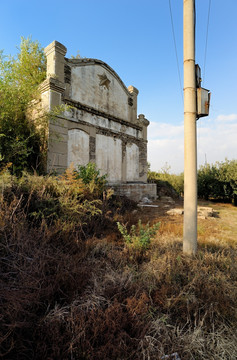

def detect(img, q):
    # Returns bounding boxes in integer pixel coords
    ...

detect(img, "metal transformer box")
[197,87,211,118]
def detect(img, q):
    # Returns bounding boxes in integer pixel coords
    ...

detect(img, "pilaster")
[138,114,149,141]
[42,41,68,173]
[40,41,67,110]
[128,85,139,123]
[39,77,66,109]
[44,41,67,82]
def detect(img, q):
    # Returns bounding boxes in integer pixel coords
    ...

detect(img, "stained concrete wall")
[68,129,89,168]
[126,143,139,181]
[96,134,122,182]
[113,183,157,202]
[40,41,154,199]
[71,65,129,121]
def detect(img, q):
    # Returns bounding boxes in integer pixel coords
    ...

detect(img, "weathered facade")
[40,41,156,201]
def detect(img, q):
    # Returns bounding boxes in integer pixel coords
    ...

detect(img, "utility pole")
[183,0,197,255]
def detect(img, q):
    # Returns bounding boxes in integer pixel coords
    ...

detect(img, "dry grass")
[1,175,237,360]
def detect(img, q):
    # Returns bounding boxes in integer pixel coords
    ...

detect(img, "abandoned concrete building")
[40,40,156,201]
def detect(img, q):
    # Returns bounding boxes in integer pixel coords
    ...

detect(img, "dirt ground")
[135,197,237,244]
[136,197,184,224]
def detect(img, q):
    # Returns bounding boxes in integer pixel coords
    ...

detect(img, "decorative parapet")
[68,58,132,97]
[138,114,149,141]
[128,85,139,96]
[44,41,67,83]
[128,85,139,123]
[138,114,149,126]
[44,40,67,57]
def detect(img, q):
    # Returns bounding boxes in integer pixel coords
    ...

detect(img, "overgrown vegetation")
[198,159,237,205]
[117,220,160,251]
[1,168,236,359]
[0,164,113,238]
[76,162,107,197]
[148,159,237,205]
[0,37,46,174]
[148,164,184,198]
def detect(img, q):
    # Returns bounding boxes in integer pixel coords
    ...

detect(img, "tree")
[197,159,237,205]
[218,159,237,205]
[0,37,46,174]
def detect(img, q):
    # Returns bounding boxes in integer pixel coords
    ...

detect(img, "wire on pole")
[168,0,183,104]
[203,0,211,85]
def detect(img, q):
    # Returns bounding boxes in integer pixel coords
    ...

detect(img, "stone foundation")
[112,183,157,202]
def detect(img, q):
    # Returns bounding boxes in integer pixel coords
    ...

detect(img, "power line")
[198,0,211,165]
[168,0,183,104]
[203,0,211,85]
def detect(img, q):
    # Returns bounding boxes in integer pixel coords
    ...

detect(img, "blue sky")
[1,0,237,173]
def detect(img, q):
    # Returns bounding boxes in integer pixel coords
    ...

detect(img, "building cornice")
[39,78,66,94]
[64,98,143,131]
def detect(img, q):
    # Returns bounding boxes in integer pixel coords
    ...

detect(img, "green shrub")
[148,167,184,197]
[117,220,160,251]
[0,37,46,175]
[197,159,237,204]
[75,162,107,198]
[0,169,103,236]
[148,159,237,205]
[197,163,222,200]
[76,162,107,185]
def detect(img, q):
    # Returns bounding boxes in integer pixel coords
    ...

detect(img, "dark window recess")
[64,64,71,84]
[128,97,133,106]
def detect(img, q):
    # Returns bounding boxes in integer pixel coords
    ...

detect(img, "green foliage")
[117,220,160,251]
[0,37,46,175]
[148,160,237,205]
[75,162,107,197]
[148,164,184,197]
[198,159,237,205]
[0,168,104,236]
[76,162,106,185]
[70,50,82,59]
[198,163,222,201]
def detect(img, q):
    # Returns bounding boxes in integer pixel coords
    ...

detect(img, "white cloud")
[148,121,183,139]
[148,114,237,174]
[197,116,237,166]
[216,113,237,122]
[148,122,184,173]
[148,132,184,174]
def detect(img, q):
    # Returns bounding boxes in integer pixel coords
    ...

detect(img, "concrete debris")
[161,352,181,360]
[138,204,159,208]
[141,196,153,204]
[167,208,184,215]
[197,206,218,219]
[166,206,219,219]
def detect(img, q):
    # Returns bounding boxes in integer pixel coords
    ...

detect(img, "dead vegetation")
[0,172,237,359]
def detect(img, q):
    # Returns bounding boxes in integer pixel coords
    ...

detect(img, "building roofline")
[65,57,134,97]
